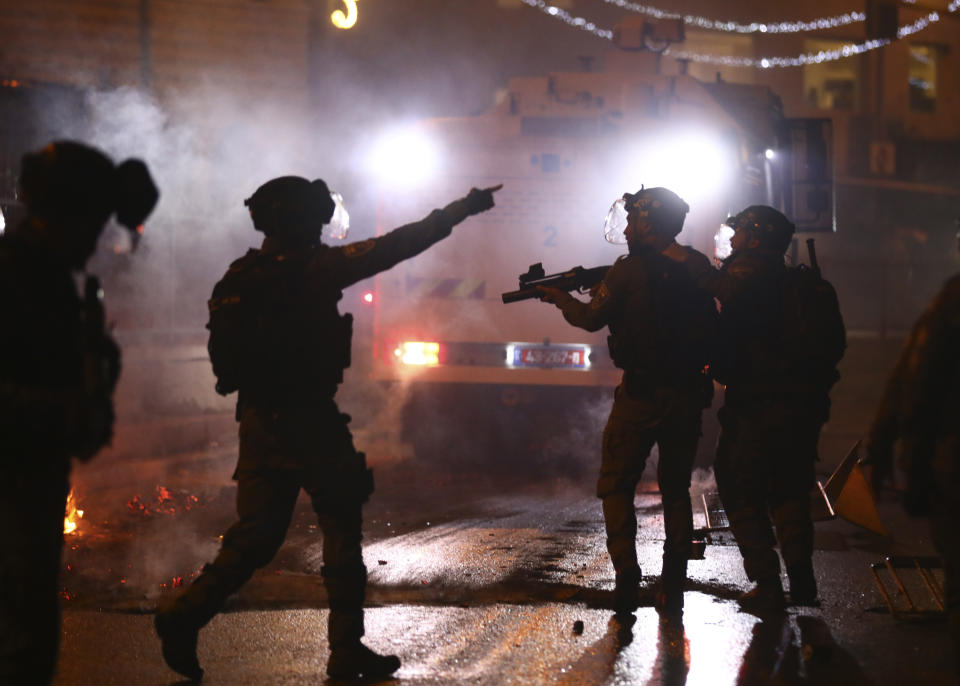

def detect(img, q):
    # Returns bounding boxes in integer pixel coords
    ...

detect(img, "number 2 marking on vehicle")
[543,225,558,247]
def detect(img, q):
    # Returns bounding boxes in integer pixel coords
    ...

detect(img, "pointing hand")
[464,184,503,215]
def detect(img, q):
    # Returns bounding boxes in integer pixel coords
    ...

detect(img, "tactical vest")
[207,249,352,401]
[607,250,717,388]
[713,263,845,392]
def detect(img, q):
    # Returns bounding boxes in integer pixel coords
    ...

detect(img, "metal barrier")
[871,555,945,618]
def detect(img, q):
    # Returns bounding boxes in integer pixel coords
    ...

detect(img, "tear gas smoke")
[690,467,718,498]
[124,515,221,600]
[540,390,612,482]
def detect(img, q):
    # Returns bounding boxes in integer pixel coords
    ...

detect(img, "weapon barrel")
[501,287,541,304]
[501,264,611,305]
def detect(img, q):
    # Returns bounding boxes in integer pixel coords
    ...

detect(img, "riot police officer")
[865,224,960,678]
[708,206,845,613]
[154,176,500,682]
[538,187,716,616]
[0,141,158,685]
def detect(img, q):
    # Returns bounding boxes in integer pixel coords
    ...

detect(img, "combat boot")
[154,612,203,682]
[738,577,786,615]
[787,562,819,606]
[613,566,642,613]
[656,558,687,619]
[326,642,401,681]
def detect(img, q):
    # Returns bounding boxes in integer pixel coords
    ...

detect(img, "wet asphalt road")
[52,475,954,686]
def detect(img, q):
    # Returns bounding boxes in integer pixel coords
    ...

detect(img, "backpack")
[206,250,352,398]
[780,265,846,384]
[207,251,259,396]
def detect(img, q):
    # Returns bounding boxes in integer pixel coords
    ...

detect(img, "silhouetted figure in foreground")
[538,187,716,616]
[154,176,499,682]
[706,206,845,613]
[0,141,157,685]
[866,226,960,682]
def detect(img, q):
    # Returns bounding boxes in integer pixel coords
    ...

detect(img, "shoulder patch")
[343,239,376,258]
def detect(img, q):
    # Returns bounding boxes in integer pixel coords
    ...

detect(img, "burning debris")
[159,567,204,591]
[56,482,231,609]
[126,485,204,518]
[63,489,84,535]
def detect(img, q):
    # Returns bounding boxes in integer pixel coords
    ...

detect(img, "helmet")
[724,205,795,255]
[18,141,158,234]
[245,176,345,238]
[603,186,689,244]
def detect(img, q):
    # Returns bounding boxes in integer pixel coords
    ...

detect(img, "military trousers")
[0,461,70,686]
[166,402,372,648]
[597,384,703,581]
[714,399,822,585]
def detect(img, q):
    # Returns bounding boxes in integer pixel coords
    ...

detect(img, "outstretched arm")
[315,185,501,288]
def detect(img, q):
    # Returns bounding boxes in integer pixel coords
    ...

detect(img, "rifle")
[501,263,611,304]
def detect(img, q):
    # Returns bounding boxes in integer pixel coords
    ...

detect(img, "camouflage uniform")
[867,273,960,675]
[161,199,484,661]
[0,233,116,686]
[550,246,715,605]
[707,250,845,602]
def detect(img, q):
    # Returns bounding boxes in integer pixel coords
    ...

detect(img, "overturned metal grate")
[871,555,945,619]
[701,492,730,531]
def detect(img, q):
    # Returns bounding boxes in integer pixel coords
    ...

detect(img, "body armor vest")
[207,249,352,402]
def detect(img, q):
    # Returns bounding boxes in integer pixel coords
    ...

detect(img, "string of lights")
[674,10,942,68]
[602,0,865,34]
[520,0,614,39]
[519,0,957,69]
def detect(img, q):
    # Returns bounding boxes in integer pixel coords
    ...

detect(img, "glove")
[462,184,502,215]
[536,285,573,306]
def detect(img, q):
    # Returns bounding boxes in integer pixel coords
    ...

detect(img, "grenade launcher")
[501,263,611,304]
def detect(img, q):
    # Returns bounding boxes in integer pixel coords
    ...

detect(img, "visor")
[714,224,735,261]
[603,197,630,244]
[326,191,350,240]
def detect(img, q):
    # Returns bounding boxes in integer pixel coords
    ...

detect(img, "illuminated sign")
[506,344,591,369]
[331,0,358,30]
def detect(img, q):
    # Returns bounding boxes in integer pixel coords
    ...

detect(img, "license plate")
[509,345,589,369]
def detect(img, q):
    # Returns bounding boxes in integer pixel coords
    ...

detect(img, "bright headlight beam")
[368,127,439,188]
[618,130,734,205]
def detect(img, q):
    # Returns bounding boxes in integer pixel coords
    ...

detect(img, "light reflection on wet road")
[55,489,952,685]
